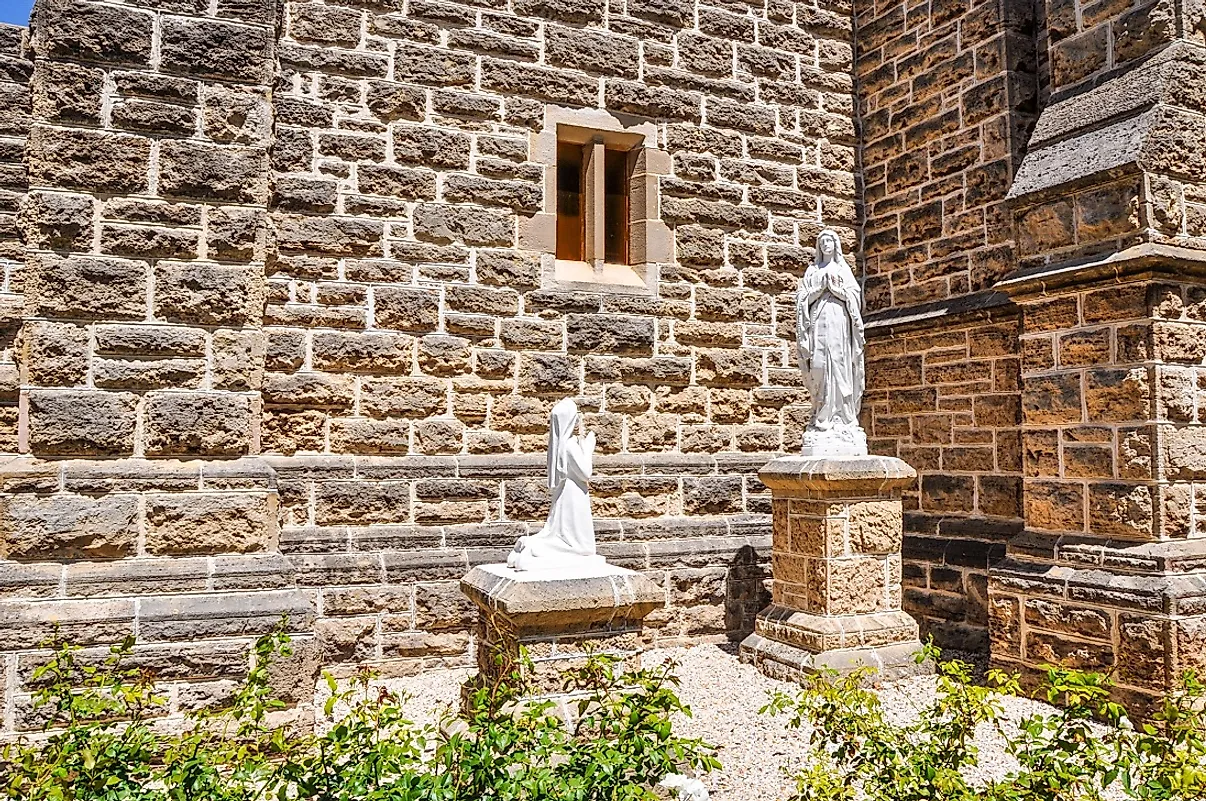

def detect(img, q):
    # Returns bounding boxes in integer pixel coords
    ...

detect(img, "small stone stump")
[741,455,928,681]
[461,563,663,701]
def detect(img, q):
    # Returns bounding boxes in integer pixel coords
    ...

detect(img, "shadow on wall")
[725,544,770,642]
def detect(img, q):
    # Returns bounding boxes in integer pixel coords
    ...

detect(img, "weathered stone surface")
[361,377,447,418]
[159,141,268,204]
[27,254,145,319]
[144,393,253,458]
[155,262,265,326]
[20,190,94,250]
[312,331,414,373]
[213,329,267,391]
[159,15,273,83]
[412,203,513,246]
[28,390,138,456]
[0,493,138,560]
[146,493,276,556]
[373,286,441,331]
[34,0,153,66]
[22,321,89,386]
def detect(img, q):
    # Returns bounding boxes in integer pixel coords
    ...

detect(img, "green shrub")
[0,629,718,801]
[763,644,1206,801]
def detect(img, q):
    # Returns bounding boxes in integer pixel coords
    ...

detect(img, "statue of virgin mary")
[507,398,604,572]
[796,229,868,457]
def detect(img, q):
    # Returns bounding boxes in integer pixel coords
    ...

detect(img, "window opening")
[556,136,633,269]
[556,141,584,262]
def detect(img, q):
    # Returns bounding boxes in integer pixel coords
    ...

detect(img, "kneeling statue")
[508,398,604,572]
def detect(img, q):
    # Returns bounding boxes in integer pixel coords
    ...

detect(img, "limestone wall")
[0,24,28,458]
[0,0,858,733]
[853,0,1038,649]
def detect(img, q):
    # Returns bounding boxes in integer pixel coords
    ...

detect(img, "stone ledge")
[759,455,916,495]
[1008,530,1206,574]
[461,563,663,628]
[995,242,1206,298]
[989,556,1206,615]
[1030,43,1206,148]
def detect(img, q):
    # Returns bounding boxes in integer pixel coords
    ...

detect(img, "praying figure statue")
[507,398,604,572]
[796,229,868,457]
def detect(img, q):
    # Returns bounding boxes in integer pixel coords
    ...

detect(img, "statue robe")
[796,261,866,430]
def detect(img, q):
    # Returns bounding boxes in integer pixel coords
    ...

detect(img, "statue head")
[815,229,844,264]
[546,398,580,489]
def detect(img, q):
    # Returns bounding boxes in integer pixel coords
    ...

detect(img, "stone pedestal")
[461,563,664,697]
[741,455,928,681]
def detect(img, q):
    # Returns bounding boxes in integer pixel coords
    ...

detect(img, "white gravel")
[315,644,1074,801]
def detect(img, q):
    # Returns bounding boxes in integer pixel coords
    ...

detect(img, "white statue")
[507,398,604,572]
[796,229,868,457]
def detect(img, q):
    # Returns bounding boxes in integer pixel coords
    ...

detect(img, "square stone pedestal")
[461,562,664,698]
[741,455,929,681]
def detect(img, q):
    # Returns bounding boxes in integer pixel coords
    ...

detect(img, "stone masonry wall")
[852,0,1038,648]
[0,25,29,458]
[0,0,860,734]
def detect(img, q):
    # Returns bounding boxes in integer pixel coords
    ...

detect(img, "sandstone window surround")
[520,107,671,295]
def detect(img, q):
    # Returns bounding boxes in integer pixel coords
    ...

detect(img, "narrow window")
[604,148,630,266]
[556,136,634,267]
[556,142,584,261]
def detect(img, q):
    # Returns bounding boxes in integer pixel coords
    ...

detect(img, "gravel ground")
[317,644,1073,801]
[639,645,1058,801]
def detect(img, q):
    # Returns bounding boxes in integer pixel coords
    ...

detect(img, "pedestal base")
[741,455,930,682]
[461,563,663,698]
[741,605,927,682]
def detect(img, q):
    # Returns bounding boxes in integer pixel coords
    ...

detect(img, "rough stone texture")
[0,0,1204,734]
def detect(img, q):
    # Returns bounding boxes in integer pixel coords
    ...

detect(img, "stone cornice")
[994,241,1206,299]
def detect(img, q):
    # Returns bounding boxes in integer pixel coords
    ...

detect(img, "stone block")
[545,25,640,77]
[315,481,411,526]
[208,207,265,261]
[27,253,146,320]
[567,314,655,356]
[213,329,267,391]
[93,357,205,391]
[138,590,312,642]
[20,190,94,250]
[159,15,273,83]
[33,0,153,66]
[145,492,276,556]
[330,417,411,454]
[518,353,579,395]
[361,377,446,418]
[27,390,138,457]
[312,331,414,373]
[262,371,354,409]
[143,392,253,458]
[275,214,383,256]
[0,597,135,650]
[413,202,513,246]
[154,262,265,326]
[22,321,88,387]
[481,58,598,106]
[159,141,268,204]
[0,492,139,560]
[373,286,440,331]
